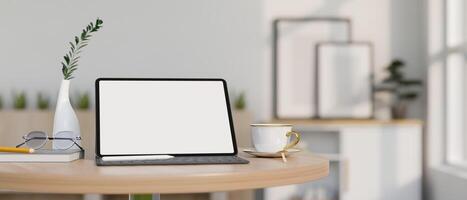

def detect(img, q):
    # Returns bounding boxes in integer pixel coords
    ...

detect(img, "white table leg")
[210,192,228,200]
[83,194,103,200]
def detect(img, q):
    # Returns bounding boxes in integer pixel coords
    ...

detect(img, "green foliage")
[132,195,153,200]
[76,92,90,110]
[234,92,246,110]
[37,92,50,110]
[13,92,27,110]
[377,59,423,102]
[0,95,3,110]
[62,18,103,80]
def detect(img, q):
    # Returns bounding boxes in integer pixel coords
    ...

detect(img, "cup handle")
[283,131,301,150]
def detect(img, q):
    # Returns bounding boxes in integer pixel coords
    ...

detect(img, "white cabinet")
[265,120,422,200]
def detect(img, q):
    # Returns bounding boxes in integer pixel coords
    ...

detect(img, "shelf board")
[270,119,423,126]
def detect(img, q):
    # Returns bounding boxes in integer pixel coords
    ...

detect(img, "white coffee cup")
[250,124,301,153]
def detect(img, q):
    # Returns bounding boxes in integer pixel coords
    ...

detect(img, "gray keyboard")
[96,155,249,166]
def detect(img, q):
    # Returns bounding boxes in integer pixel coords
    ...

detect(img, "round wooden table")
[0,151,328,199]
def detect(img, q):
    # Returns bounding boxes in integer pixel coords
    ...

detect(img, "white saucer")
[243,148,301,158]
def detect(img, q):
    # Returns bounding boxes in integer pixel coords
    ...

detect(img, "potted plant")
[75,92,90,110]
[234,92,246,111]
[376,59,422,119]
[13,92,27,110]
[232,91,253,147]
[37,92,50,110]
[53,18,103,149]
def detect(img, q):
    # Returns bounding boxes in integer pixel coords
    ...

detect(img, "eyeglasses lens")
[25,131,47,149]
[54,131,76,150]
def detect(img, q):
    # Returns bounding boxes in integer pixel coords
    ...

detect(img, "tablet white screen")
[98,80,235,155]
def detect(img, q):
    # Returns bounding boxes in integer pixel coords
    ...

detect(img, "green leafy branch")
[61,18,103,80]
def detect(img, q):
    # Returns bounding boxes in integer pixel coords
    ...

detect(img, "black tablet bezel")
[95,78,239,157]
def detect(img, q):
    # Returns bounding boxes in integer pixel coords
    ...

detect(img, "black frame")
[95,78,239,158]
[272,17,353,119]
[315,41,375,119]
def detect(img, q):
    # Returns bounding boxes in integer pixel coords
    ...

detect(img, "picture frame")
[315,42,374,119]
[272,17,352,119]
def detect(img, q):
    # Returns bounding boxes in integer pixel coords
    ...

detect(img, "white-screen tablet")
[96,78,237,156]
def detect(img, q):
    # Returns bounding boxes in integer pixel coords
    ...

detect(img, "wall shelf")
[271,118,423,126]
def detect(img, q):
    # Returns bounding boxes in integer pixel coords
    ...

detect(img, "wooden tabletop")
[0,151,328,194]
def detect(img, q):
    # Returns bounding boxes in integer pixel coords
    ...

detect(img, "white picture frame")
[273,18,352,119]
[316,42,374,119]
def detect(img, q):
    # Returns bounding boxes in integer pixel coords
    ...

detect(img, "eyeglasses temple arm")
[15,141,27,148]
[15,138,35,148]
[73,141,84,151]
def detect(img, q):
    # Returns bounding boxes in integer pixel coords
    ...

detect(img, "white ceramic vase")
[52,80,81,149]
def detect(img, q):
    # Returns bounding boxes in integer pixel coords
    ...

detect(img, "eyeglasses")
[16,131,84,151]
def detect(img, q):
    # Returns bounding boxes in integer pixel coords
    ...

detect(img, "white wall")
[0,0,425,120]
[0,0,262,116]
[390,0,427,119]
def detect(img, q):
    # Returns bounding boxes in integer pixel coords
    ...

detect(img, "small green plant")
[376,59,422,118]
[37,92,50,110]
[76,92,90,110]
[13,92,27,110]
[380,59,422,100]
[234,92,246,110]
[61,18,103,80]
[133,195,153,200]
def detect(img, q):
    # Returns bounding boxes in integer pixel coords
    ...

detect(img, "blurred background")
[0,0,464,199]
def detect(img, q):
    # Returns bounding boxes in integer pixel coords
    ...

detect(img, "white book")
[0,149,84,162]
